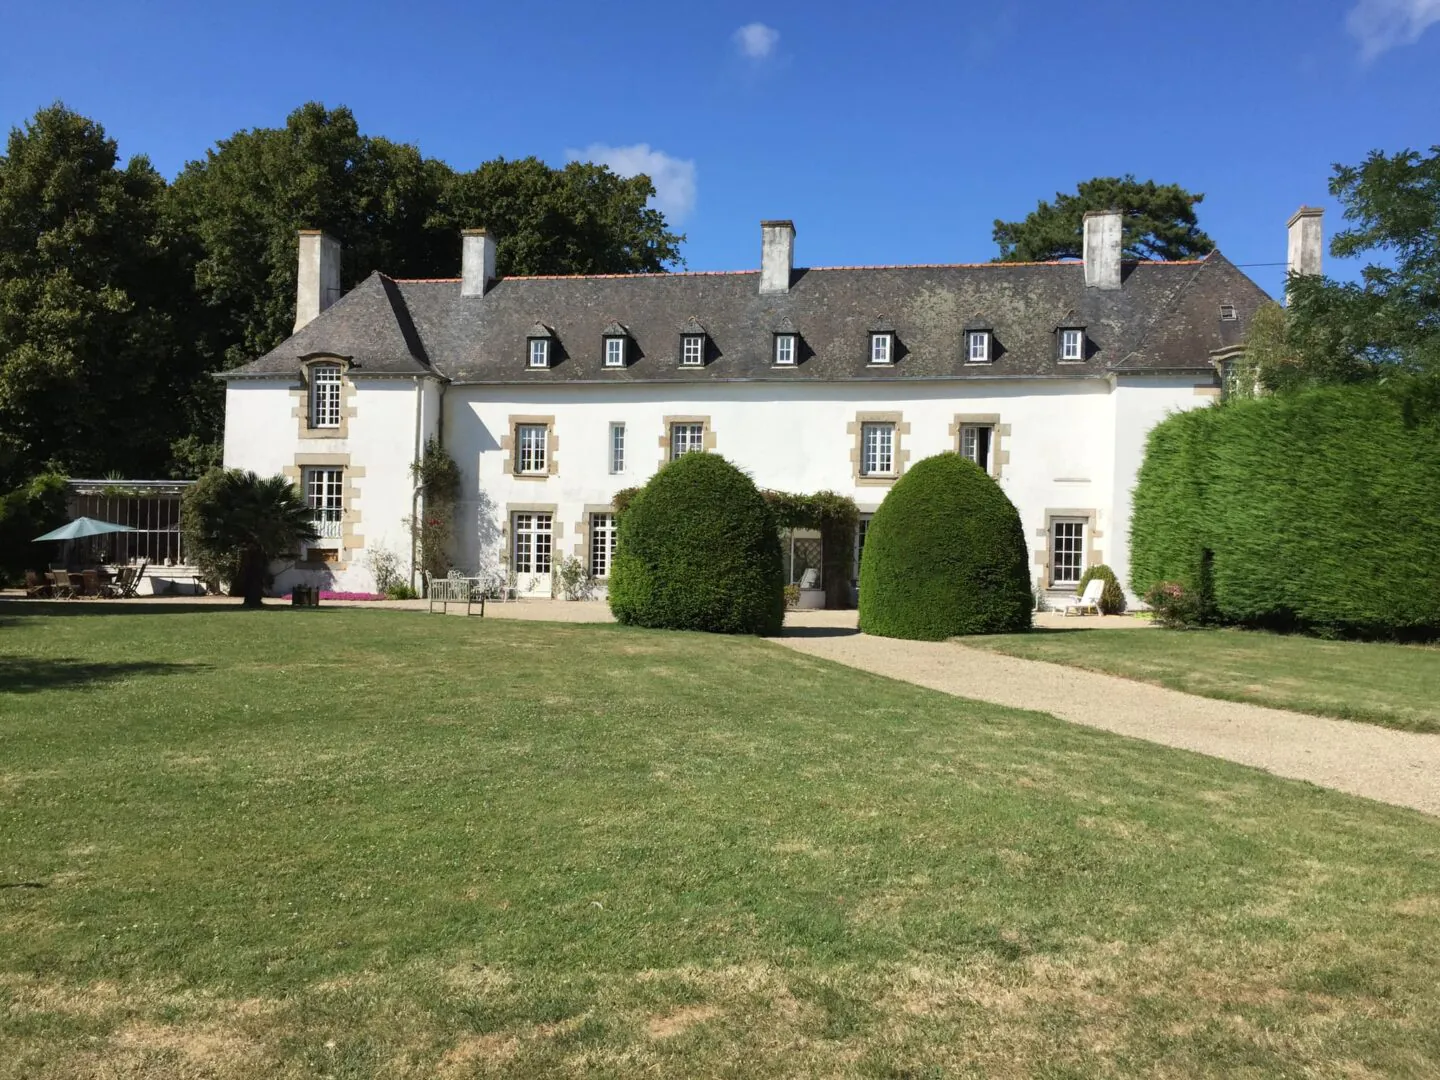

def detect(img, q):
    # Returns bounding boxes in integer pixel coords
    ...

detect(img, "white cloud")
[733,22,780,60]
[1347,0,1440,60]
[567,143,697,224]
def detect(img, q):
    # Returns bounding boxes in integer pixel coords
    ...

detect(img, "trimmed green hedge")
[1076,563,1127,615]
[858,453,1032,639]
[1130,385,1440,637]
[608,453,784,635]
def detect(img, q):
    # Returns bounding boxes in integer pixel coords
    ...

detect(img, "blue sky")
[3,0,1439,297]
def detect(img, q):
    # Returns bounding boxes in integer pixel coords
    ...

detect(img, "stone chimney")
[1287,206,1324,278]
[1083,209,1122,290]
[461,228,497,297]
[759,220,795,294]
[294,230,342,333]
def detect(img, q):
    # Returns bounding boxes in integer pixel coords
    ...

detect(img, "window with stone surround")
[512,512,553,575]
[309,364,342,428]
[516,424,548,475]
[304,466,343,539]
[861,422,895,477]
[670,422,705,460]
[959,423,993,472]
[589,512,617,578]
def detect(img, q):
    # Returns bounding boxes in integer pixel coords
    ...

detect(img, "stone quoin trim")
[847,411,910,486]
[658,415,716,468]
[948,413,1011,479]
[572,503,618,571]
[290,357,357,440]
[282,452,365,570]
[499,415,560,480]
[1033,508,1103,594]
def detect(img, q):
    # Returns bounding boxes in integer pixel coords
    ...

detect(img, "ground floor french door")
[511,511,553,596]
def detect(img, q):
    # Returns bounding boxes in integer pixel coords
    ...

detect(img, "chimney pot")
[759,220,795,294]
[461,228,497,297]
[294,230,342,332]
[1083,209,1122,290]
[1286,206,1323,279]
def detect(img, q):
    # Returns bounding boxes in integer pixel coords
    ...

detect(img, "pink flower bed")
[280,590,385,602]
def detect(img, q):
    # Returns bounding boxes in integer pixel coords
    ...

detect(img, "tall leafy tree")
[168,102,452,372]
[993,175,1214,262]
[1283,145,1440,386]
[0,104,190,487]
[437,157,684,276]
[171,104,687,379]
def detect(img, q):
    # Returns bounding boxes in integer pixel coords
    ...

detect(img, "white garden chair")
[1059,578,1105,617]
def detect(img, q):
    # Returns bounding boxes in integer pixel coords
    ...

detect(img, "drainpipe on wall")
[410,377,424,593]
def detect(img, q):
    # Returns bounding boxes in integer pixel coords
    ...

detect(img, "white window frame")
[589,512,617,578]
[681,335,705,367]
[966,331,990,364]
[1060,329,1084,362]
[670,422,705,460]
[303,466,343,540]
[309,363,342,428]
[854,513,872,580]
[528,338,551,368]
[1051,518,1086,587]
[860,422,895,477]
[774,334,796,366]
[515,424,548,475]
[511,512,553,575]
[604,336,625,368]
[870,333,893,364]
[609,422,625,474]
[959,423,993,473]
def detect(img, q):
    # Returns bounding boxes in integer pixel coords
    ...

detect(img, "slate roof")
[226,253,1270,383]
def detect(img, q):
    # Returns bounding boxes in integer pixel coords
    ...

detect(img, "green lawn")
[967,626,1440,733]
[3,603,1440,1078]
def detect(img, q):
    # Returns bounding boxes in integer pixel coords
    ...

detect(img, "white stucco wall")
[223,376,430,595]
[223,373,1214,601]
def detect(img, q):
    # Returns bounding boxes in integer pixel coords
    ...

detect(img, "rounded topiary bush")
[608,452,784,635]
[1076,563,1127,615]
[859,453,1032,639]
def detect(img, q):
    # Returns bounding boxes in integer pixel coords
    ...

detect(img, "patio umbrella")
[32,517,137,542]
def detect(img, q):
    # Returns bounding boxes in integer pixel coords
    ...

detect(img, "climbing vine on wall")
[409,437,462,581]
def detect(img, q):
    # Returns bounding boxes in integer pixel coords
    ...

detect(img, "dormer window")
[526,322,554,369]
[870,333,894,365]
[966,331,991,364]
[601,320,629,369]
[1059,328,1085,362]
[681,334,705,367]
[774,334,796,366]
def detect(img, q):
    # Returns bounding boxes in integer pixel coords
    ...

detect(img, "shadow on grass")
[0,656,201,694]
[0,599,340,622]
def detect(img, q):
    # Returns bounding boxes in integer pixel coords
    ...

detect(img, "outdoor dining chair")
[46,571,73,599]
[24,570,50,598]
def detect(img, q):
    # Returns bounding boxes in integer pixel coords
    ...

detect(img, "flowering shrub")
[1144,581,1207,628]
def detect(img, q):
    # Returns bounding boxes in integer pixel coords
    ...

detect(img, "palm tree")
[182,470,319,607]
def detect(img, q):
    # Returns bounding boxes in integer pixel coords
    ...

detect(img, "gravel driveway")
[773,615,1440,818]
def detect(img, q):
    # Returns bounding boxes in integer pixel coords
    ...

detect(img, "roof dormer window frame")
[603,336,626,368]
[601,320,629,369]
[1057,325,1087,364]
[867,316,896,366]
[774,333,797,366]
[967,328,990,365]
[680,333,706,367]
[526,322,554,369]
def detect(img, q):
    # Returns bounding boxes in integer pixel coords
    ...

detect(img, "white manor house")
[221,209,1320,603]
